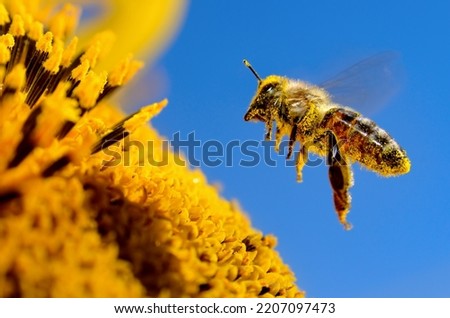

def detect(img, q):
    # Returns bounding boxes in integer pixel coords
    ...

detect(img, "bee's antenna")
[243,59,262,82]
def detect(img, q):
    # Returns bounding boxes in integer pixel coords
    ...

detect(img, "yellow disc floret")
[0,0,302,298]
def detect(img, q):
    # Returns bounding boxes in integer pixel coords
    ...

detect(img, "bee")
[243,57,411,230]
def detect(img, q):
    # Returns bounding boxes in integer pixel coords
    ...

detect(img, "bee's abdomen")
[322,108,410,176]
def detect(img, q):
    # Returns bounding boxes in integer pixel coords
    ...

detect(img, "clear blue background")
[139,1,449,297]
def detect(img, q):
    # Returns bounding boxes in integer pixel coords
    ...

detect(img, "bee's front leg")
[285,125,306,182]
[286,125,297,160]
[327,131,354,230]
[264,120,273,141]
[295,145,307,183]
[275,126,282,152]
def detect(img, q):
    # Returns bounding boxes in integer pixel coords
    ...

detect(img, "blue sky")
[136,1,450,297]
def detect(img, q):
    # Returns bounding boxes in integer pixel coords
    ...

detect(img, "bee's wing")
[320,52,404,114]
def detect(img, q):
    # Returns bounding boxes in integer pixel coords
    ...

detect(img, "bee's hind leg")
[327,131,354,230]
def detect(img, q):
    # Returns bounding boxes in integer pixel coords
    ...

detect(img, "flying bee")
[243,56,411,230]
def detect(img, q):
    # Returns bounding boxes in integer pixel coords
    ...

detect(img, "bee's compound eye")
[261,83,276,94]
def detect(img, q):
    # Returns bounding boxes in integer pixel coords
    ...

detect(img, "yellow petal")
[75,0,188,69]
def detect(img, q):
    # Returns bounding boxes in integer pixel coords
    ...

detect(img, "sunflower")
[0,0,303,297]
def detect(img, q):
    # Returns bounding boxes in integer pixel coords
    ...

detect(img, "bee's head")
[243,60,285,122]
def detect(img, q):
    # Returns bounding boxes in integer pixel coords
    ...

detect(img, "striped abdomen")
[321,108,410,176]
